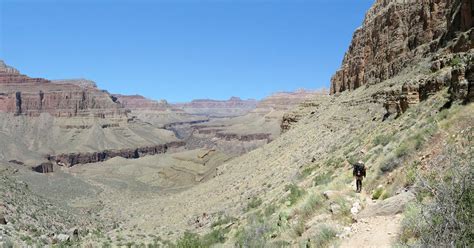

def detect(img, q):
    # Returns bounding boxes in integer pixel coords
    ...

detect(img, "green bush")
[300,194,323,219]
[372,187,385,200]
[264,203,277,217]
[175,232,202,248]
[324,156,344,168]
[175,228,229,248]
[284,184,306,205]
[399,154,473,247]
[201,228,227,246]
[246,197,263,211]
[394,143,409,158]
[399,203,426,246]
[373,134,392,147]
[405,162,418,187]
[449,56,462,67]
[313,172,332,186]
[380,155,402,173]
[308,225,337,247]
[234,214,272,248]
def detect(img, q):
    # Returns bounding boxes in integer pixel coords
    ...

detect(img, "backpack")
[353,163,366,177]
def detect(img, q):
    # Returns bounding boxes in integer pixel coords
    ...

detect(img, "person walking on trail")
[353,160,366,193]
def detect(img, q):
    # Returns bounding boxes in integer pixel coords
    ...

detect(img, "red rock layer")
[0,61,127,117]
[112,94,176,111]
[330,0,473,94]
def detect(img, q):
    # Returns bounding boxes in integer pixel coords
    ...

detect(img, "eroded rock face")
[330,0,473,95]
[48,141,185,167]
[281,95,330,133]
[0,61,127,117]
[113,94,174,111]
[32,162,54,173]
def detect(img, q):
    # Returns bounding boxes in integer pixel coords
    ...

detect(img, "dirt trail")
[339,214,401,248]
[339,189,402,248]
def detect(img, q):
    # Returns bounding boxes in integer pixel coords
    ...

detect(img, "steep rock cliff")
[330,0,473,94]
[0,61,127,117]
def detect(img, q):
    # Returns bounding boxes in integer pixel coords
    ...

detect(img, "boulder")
[54,234,70,243]
[357,191,415,219]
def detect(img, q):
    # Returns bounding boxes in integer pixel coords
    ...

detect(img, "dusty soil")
[340,214,401,248]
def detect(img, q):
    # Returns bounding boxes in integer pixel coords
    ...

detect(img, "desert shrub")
[284,184,306,205]
[246,197,263,211]
[308,225,337,248]
[399,150,473,247]
[380,155,402,173]
[373,134,392,147]
[264,203,277,217]
[313,172,332,186]
[234,214,273,247]
[267,240,291,247]
[333,197,352,223]
[174,228,228,248]
[292,217,305,237]
[301,166,316,177]
[399,203,427,246]
[324,156,344,168]
[437,108,449,120]
[211,215,236,228]
[394,143,409,158]
[299,194,324,219]
[201,228,227,246]
[372,187,385,200]
[404,162,418,187]
[449,56,462,67]
[175,232,201,248]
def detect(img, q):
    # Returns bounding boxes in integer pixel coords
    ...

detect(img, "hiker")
[353,160,366,193]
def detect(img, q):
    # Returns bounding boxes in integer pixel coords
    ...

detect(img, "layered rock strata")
[0,61,126,117]
[330,0,473,94]
[173,97,258,117]
[48,141,185,167]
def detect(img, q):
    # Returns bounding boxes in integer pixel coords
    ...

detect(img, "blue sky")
[0,0,373,102]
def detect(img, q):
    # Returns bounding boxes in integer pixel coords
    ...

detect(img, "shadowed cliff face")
[330,0,473,95]
[0,62,126,117]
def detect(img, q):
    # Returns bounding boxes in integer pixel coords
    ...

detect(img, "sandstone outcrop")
[48,141,185,167]
[0,61,127,117]
[330,0,473,95]
[280,95,330,133]
[372,51,473,119]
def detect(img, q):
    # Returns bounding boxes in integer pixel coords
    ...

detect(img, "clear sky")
[0,0,373,102]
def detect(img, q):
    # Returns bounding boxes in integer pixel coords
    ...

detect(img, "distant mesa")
[0,60,126,117]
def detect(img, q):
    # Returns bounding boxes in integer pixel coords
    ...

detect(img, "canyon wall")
[48,141,186,167]
[113,94,173,111]
[330,0,473,95]
[0,61,127,117]
[173,97,258,117]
